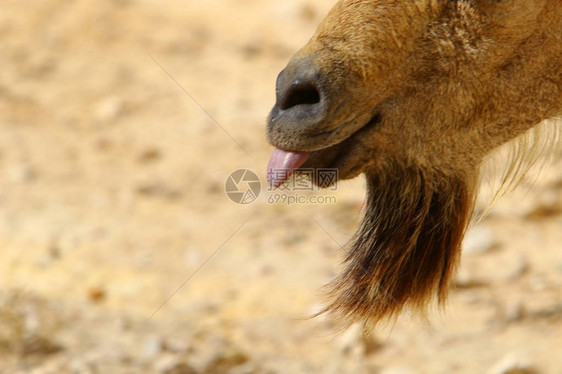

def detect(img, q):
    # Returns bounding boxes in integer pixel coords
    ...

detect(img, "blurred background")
[0,1,561,373]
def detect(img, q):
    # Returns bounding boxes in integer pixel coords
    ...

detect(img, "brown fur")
[323,166,477,326]
[267,0,562,325]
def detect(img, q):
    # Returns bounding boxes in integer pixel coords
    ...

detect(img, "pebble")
[528,302,562,320]
[87,286,106,303]
[35,243,62,268]
[335,326,361,355]
[94,96,124,122]
[505,256,530,281]
[114,316,132,332]
[504,300,526,323]
[135,182,183,200]
[143,335,165,358]
[137,148,162,164]
[454,267,488,289]
[529,276,549,292]
[524,190,560,219]
[299,4,317,21]
[184,250,203,267]
[240,40,263,59]
[463,226,498,254]
[489,355,539,374]
[203,349,250,373]
[20,335,63,356]
[165,338,192,354]
[188,335,250,373]
[5,163,36,183]
[335,325,382,356]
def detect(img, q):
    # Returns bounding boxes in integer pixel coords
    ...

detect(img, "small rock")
[95,96,124,122]
[136,182,183,200]
[114,317,132,331]
[335,325,382,356]
[184,250,203,267]
[461,291,488,305]
[143,335,165,358]
[193,336,250,374]
[47,243,62,260]
[528,302,562,320]
[454,268,488,289]
[335,326,361,355]
[5,164,36,183]
[165,363,197,374]
[20,335,63,356]
[463,226,498,255]
[524,204,562,220]
[240,41,262,59]
[137,148,162,164]
[203,350,249,373]
[206,181,222,195]
[166,338,192,354]
[24,308,40,334]
[524,190,561,220]
[489,355,539,374]
[505,300,526,323]
[362,331,383,356]
[506,256,530,281]
[299,4,317,21]
[529,276,548,292]
[95,137,113,152]
[35,243,63,268]
[87,286,106,303]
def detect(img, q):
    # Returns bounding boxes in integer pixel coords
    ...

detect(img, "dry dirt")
[0,1,561,373]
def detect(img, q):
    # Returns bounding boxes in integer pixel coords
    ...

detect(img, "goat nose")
[277,79,321,110]
[272,66,327,122]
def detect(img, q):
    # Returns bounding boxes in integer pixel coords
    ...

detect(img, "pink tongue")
[267,148,311,188]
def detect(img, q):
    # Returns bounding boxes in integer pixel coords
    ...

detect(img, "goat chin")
[321,164,477,327]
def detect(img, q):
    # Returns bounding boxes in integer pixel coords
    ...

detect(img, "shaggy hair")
[323,165,476,325]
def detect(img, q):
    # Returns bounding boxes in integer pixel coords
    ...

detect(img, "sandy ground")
[0,1,561,373]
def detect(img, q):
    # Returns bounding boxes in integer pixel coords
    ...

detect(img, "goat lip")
[310,112,381,149]
[267,103,379,152]
[266,112,381,187]
[298,112,381,171]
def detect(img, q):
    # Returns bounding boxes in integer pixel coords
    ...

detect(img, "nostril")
[279,81,321,110]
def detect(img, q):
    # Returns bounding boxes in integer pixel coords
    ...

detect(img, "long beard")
[324,164,477,326]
